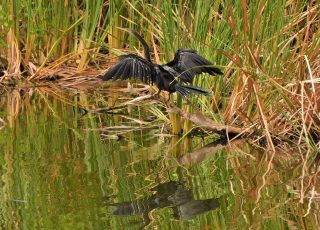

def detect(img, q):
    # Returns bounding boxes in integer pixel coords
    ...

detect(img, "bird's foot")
[151,93,159,98]
[151,90,162,99]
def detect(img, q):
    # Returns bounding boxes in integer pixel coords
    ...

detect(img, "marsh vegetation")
[0,0,320,229]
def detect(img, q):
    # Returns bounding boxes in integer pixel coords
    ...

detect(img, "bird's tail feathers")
[175,84,212,97]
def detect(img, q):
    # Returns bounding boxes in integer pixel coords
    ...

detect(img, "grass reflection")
[0,87,319,229]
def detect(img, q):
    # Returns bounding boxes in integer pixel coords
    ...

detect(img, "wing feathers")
[166,49,223,83]
[102,54,155,84]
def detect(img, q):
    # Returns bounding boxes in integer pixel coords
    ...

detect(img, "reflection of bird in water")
[172,198,219,220]
[102,29,223,98]
[105,181,220,228]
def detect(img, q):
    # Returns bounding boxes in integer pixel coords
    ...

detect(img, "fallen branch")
[87,94,155,113]
[87,92,254,137]
[167,103,254,137]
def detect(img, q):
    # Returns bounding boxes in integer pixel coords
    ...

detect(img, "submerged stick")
[180,138,250,165]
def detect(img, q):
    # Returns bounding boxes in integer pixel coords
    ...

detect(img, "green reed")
[1,0,319,145]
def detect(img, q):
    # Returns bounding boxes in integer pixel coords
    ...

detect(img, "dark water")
[0,86,318,229]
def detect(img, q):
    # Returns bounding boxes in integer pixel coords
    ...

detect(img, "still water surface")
[0,86,318,229]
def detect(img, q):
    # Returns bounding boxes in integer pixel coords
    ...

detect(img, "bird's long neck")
[131,30,151,62]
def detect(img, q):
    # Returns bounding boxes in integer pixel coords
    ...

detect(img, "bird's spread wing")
[166,49,223,83]
[102,54,155,85]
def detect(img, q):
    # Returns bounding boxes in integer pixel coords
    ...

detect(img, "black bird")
[102,29,223,98]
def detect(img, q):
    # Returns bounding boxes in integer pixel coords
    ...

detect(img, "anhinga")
[102,29,223,98]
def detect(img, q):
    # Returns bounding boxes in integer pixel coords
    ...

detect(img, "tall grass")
[0,0,319,146]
